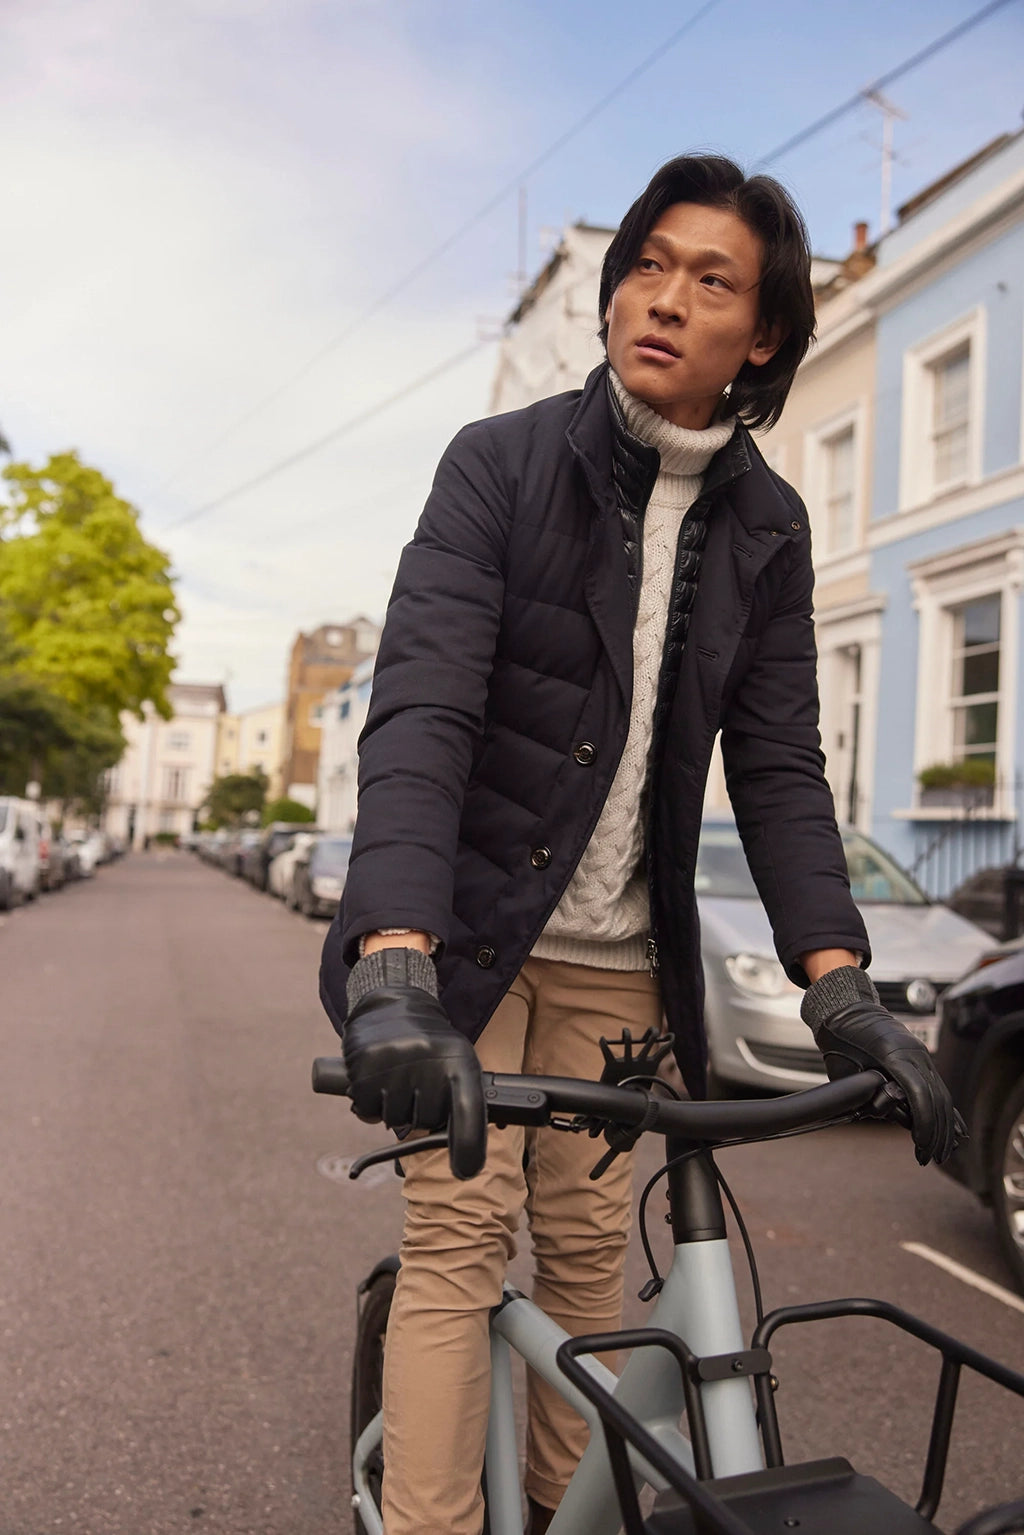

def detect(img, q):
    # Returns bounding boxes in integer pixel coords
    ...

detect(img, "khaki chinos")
[380,955,662,1535]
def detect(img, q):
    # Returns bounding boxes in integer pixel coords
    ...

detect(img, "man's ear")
[746,321,785,369]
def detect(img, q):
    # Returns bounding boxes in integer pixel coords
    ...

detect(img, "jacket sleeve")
[720,524,870,986]
[337,420,511,966]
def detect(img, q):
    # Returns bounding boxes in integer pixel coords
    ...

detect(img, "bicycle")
[313,1038,1024,1535]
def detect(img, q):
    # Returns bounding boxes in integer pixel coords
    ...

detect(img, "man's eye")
[637,257,660,272]
[701,274,730,289]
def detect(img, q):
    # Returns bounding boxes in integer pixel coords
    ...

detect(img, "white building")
[316,657,375,832]
[103,682,226,848]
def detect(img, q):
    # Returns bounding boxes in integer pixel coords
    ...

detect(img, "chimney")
[853,220,869,252]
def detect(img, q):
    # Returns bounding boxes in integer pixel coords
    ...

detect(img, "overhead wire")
[165,336,489,528]
[167,0,1020,530]
[758,0,1020,166]
[157,0,724,495]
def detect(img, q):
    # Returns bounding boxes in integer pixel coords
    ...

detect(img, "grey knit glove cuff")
[346,946,439,1014]
[800,965,879,1034]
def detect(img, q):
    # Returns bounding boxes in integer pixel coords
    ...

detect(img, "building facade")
[215,701,286,799]
[283,617,380,807]
[103,682,226,848]
[316,657,375,833]
[858,130,1024,896]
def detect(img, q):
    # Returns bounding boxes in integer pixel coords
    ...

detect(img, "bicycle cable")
[635,1113,863,1320]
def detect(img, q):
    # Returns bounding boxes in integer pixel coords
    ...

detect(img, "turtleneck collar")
[609,368,735,479]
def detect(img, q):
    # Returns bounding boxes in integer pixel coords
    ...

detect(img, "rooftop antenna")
[862,88,908,236]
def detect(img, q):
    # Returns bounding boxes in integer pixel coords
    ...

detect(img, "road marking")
[901,1241,1024,1315]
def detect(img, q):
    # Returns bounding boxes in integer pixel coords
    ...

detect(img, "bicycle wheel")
[351,1267,394,1533]
[349,1264,491,1534]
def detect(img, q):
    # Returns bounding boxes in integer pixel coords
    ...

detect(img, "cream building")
[103,682,226,848]
[215,701,286,799]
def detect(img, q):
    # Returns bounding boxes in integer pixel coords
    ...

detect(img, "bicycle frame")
[352,1148,766,1535]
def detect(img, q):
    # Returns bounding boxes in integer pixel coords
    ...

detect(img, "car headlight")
[724,953,794,999]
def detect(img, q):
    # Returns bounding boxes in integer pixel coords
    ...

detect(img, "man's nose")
[649,276,689,323]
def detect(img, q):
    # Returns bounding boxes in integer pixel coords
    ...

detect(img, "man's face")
[605,201,781,430]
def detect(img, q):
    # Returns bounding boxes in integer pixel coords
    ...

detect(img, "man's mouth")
[635,334,680,359]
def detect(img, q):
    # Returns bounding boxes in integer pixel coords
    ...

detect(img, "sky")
[2,0,1022,712]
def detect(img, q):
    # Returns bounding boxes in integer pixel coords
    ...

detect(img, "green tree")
[0,618,124,804]
[203,769,268,829]
[0,451,180,722]
[261,796,315,826]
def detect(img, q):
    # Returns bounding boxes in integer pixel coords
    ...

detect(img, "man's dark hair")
[599,154,815,431]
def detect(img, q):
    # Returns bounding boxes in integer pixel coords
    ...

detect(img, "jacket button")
[573,741,596,765]
[530,847,551,869]
[475,945,496,969]
[790,519,801,531]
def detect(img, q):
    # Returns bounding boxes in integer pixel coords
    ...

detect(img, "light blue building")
[864,130,1024,900]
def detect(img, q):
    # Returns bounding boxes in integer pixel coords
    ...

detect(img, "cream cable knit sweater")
[532,373,735,971]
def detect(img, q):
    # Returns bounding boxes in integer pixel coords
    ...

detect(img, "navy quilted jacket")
[320,364,869,1096]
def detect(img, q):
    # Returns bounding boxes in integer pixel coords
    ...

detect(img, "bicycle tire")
[349,1267,491,1534]
[351,1268,394,1533]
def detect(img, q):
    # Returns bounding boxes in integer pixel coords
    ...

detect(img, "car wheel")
[991,1072,1024,1296]
[0,873,11,912]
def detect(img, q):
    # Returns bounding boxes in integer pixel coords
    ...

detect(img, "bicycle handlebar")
[312,1055,889,1146]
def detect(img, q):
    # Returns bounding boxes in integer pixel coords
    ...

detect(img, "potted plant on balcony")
[917,759,996,810]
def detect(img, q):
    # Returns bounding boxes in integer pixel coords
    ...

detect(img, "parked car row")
[192,822,353,919]
[0,796,119,910]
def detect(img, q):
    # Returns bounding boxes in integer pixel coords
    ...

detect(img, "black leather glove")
[801,966,964,1166]
[343,947,486,1180]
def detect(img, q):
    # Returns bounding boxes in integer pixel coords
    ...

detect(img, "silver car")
[697,816,995,1094]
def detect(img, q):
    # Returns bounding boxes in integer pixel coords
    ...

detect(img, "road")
[1,851,1022,1533]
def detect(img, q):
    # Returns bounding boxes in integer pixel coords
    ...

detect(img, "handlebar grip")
[312,1056,350,1095]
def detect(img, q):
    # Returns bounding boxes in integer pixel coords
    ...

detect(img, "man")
[320,153,959,1535]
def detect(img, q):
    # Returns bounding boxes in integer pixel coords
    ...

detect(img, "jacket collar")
[566,362,759,514]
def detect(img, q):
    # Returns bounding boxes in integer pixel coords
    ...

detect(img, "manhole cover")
[317,1152,395,1189]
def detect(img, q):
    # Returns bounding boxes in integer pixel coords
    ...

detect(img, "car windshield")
[267,831,297,857]
[0,804,6,833]
[311,838,352,876]
[694,825,759,898]
[841,831,927,905]
[696,822,928,906]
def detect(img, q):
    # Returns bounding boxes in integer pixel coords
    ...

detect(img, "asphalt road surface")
[2,851,1022,1534]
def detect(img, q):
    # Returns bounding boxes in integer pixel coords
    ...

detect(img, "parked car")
[0,797,41,908]
[268,831,318,904]
[696,815,995,1095]
[242,822,317,892]
[68,828,106,877]
[934,937,1024,1294]
[221,828,262,878]
[291,834,353,918]
[37,817,66,891]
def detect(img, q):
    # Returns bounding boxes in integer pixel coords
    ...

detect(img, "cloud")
[0,0,527,708]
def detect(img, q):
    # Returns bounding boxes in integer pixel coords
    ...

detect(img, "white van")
[0,797,41,909]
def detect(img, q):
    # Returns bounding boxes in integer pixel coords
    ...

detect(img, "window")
[168,731,191,751]
[950,595,1000,763]
[339,699,351,721]
[255,729,268,746]
[908,530,1023,815]
[823,425,856,554]
[930,344,971,490]
[162,766,189,803]
[899,310,983,511]
[804,406,862,559]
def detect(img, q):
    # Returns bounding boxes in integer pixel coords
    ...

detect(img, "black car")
[935,937,1024,1293]
[292,834,352,918]
[241,822,316,891]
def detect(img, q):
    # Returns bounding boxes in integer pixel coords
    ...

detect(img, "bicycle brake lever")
[348,1132,449,1179]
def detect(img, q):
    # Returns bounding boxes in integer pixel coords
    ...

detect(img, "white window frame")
[162,765,190,804]
[803,403,866,562]
[899,308,985,513]
[167,731,191,752]
[909,530,1024,816]
[813,595,885,832]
